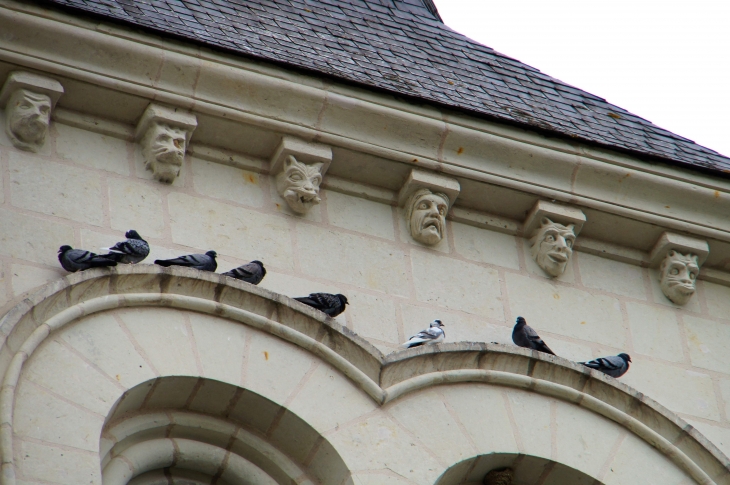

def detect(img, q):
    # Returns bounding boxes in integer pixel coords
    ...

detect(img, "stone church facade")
[0,0,729,483]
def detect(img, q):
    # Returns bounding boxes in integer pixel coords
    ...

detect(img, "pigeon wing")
[524,325,555,355]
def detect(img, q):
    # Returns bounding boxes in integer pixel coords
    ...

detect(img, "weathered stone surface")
[685,418,730,460]
[411,250,503,317]
[169,193,295,269]
[192,157,265,208]
[108,178,165,238]
[683,315,730,374]
[17,439,100,484]
[188,313,247,385]
[326,190,395,240]
[297,223,409,296]
[577,252,647,299]
[506,273,626,348]
[56,122,130,175]
[452,222,520,270]
[10,264,64,297]
[625,302,684,362]
[10,152,104,225]
[505,388,552,458]
[347,290,399,344]
[703,280,730,321]
[603,432,694,485]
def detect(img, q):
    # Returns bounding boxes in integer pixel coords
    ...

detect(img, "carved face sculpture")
[405,188,449,245]
[6,89,52,152]
[275,155,323,214]
[142,122,187,183]
[530,218,576,277]
[659,250,699,305]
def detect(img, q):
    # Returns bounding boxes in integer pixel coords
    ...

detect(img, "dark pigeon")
[58,245,117,272]
[294,293,348,317]
[401,319,445,348]
[101,229,150,264]
[512,316,555,355]
[154,250,217,272]
[580,353,631,378]
[222,260,266,285]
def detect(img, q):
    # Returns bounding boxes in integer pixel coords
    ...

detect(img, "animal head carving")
[6,88,52,152]
[659,250,699,305]
[141,122,188,183]
[530,217,576,277]
[405,188,449,245]
[275,155,323,214]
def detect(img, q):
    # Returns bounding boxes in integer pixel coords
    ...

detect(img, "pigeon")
[222,260,266,285]
[154,251,217,272]
[100,229,150,264]
[512,316,555,355]
[483,468,513,485]
[293,293,349,317]
[401,319,445,348]
[58,245,117,272]
[580,353,632,378]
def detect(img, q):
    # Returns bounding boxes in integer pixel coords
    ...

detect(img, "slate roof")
[39,0,730,174]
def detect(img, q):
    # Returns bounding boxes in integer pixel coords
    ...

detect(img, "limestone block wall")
[0,114,729,461]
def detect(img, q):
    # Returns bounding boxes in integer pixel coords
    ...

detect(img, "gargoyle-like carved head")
[659,250,699,305]
[141,122,187,183]
[405,188,449,246]
[6,88,52,152]
[275,155,323,214]
[530,217,576,277]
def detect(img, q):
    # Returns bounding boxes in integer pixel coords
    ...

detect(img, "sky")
[432,0,730,158]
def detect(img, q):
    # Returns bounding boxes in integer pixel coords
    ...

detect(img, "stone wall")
[1,114,729,463]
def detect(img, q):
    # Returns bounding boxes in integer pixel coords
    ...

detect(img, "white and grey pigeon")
[580,353,631,378]
[222,260,266,285]
[512,316,555,355]
[58,245,117,272]
[154,251,217,272]
[401,319,445,348]
[294,293,349,317]
[101,229,150,264]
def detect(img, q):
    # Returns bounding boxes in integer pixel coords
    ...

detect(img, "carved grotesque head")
[405,188,449,245]
[659,250,699,305]
[530,217,576,277]
[6,89,52,152]
[275,155,323,214]
[141,122,188,183]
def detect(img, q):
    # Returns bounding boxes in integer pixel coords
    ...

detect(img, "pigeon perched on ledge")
[222,260,266,285]
[58,246,117,272]
[154,251,217,272]
[580,353,631,378]
[512,316,555,355]
[294,293,349,317]
[401,319,445,348]
[101,229,150,264]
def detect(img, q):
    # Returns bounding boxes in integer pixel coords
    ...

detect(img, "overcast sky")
[432,0,730,158]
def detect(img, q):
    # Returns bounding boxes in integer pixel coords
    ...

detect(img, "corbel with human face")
[659,250,700,305]
[405,188,450,246]
[275,155,324,214]
[530,218,577,277]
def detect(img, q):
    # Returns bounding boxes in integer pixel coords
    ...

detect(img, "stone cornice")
[0,266,727,484]
[0,0,730,270]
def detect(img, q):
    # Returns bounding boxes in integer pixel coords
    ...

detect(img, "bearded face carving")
[6,89,52,152]
[275,155,324,214]
[405,188,449,245]
[530,217,576,277]
[659,250,699,305]
[141,122,188,183]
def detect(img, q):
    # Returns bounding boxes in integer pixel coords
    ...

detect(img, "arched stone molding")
[435,453,603,485]
[0,266,727,484]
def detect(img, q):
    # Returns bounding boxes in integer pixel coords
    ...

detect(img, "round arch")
[0,265,727,485]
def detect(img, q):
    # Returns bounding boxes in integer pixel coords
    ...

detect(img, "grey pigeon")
[222,260,266,285]
[294,293,348,317]
[401,319,445,348]
[483,468,513,485]
[154,250,217,272]
[101,229,150,264]
[58,245,117,272]
[580,353,631,378]
[512,316,555,355]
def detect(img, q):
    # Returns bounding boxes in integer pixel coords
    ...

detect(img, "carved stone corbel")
[649,232,709,305]
[0,71,64,152]
[270,136,332,214]
[135,104,197,183]
[398,168,460,246]
[524,200,586,277]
